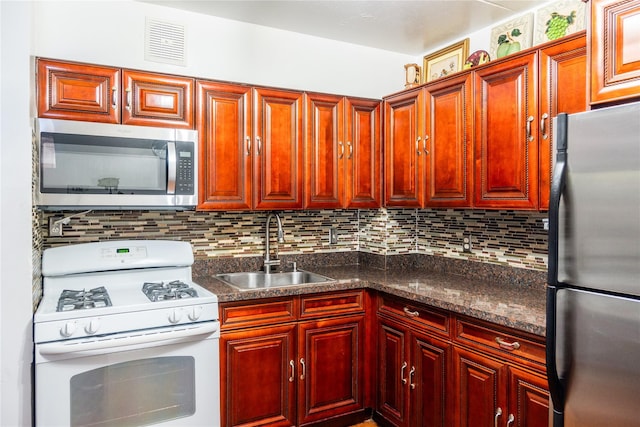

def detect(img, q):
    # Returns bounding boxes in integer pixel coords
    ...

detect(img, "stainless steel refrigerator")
[547,101,640,427]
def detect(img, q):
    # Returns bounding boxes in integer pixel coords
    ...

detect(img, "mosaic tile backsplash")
[40,208,549,271]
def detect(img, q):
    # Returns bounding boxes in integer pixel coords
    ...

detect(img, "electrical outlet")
[49,217,63,237]
[329,228,338,244]
[462,234,472,253]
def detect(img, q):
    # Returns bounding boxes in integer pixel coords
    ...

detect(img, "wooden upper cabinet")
[474,52,539,210]
[590,0,640,104]
[37,58,194,128]
[304,93,344,209]
[344,98,382,208]
[424,72,474,208]
[538,32,588,210]
[196,81,252,210]
[38,59,120,123]
[384,88,425,207]
[122,70,194,128]
[304,94,381,209]
[253,87,304,210]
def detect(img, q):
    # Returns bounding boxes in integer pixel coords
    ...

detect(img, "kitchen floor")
[351,420,378,427]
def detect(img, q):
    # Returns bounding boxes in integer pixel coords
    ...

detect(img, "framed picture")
[423,38,469,83]
[490,13,534,60]
[533,0,586,46]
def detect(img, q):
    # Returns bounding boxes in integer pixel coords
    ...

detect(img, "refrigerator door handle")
[546,113,568,426]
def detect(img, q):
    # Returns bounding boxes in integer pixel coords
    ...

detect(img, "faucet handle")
[291,262,297,272]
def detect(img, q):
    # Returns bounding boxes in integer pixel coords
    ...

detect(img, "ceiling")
[138,0,544,56]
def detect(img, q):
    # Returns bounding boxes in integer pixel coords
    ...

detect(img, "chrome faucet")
[264,212,285,274]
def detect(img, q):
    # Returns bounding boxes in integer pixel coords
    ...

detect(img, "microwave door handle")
[167,141,176,195]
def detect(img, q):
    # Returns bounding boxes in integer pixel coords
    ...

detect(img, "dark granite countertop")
[194,264,546,337]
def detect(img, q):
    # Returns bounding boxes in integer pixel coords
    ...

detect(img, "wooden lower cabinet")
[375,295,548,427]
[452,347,549,427]
[376,314,451,427]
[220,292,367,427]
[297,316,365,425]
[221,325,297,427]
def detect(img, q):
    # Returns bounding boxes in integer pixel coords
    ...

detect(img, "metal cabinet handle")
[300,358,306,380]
[289,360,295,382]
[347,141,353,159]
[495,407,502,427]
[540,113,549,140]
[506,414,515,427]
[338,141,344,159]
[423,135,429,155]
[495,337,521,351]
[245,136,251,156]
[401,361,408,385]
[111,86,117,109]
[125,88,132,110]
[256,136,262,155]
[526,115,534,141]
[416,136,422,155]
[409,366,416,390]
[403,307,419,317]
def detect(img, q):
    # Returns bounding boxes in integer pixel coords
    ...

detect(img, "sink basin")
[216,270,334,291]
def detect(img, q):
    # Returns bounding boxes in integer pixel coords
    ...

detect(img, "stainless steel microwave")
[36,118,198,210]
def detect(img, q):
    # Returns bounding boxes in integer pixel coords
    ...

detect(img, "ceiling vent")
[145,17,187,66]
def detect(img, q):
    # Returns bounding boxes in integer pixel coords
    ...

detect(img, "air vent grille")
[145,18,186,66]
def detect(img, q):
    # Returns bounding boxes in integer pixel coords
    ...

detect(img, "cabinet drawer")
[454,317,545,366]
[299,290,365,320]
[220,297,297,330]
[378,295,450,337]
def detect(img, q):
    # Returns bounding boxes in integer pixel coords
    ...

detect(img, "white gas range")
[34,240,220,427]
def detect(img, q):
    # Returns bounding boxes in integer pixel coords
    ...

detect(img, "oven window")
[70,356,195,426]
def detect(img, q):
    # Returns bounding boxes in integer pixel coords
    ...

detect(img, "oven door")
[35,326,219,427]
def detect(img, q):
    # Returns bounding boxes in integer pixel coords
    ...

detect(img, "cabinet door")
[538,33,588,210]
[508,368,549,427]
[253,87,304,210]
[220,325,297,427]
[304,93,344,209]
[196,81,253,210]
[384,88,425,207]
[590,0,640,104]
[297,315,365,425]
[37,58,120,123]
[345,98,382,208]
[424,73,473,208]
[474,52,539,209]
[453,347,508,427]
[410,331,451,427]
[122,70,194,128]
[377,318,409,427]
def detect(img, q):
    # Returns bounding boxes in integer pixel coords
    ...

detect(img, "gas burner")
[142,280,199,302]
[56,286,112,312]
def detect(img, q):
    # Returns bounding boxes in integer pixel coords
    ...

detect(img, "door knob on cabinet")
[494,407,502,427]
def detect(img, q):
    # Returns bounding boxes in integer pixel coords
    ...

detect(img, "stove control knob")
[188,306,203,321]
[168,309,183,324]
[84,319,100,335]
[60,322,76,338]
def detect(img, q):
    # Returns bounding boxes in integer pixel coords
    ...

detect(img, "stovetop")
[34,240,219,344]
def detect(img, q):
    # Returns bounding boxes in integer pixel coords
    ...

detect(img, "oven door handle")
[38,322,219,355]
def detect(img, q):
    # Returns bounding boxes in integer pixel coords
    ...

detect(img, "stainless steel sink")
[216,270,334,291]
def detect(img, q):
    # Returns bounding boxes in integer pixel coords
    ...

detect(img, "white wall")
[32,0,415,99]
[1,1,34,426]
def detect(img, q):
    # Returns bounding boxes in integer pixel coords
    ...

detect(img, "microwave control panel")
[175,141,195,195]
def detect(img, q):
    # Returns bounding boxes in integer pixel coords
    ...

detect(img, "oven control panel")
[101,245,147,260]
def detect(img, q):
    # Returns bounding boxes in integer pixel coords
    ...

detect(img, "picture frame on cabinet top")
[490,13,534,59]
[423,38,469,83]
[404,63,421,88]
[533,0,586,45]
